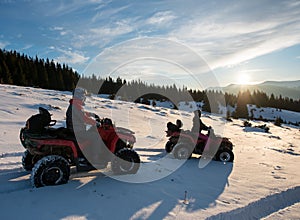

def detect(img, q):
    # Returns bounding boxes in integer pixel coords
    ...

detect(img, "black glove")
[96,121,101,127]
[94,114,101,122]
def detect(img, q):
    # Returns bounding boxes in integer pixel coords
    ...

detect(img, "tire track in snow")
[207,186,300,220]
[0,151,24,158]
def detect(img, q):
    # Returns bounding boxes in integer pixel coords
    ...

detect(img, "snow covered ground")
[248,104,300,125]
[0,84,299,219]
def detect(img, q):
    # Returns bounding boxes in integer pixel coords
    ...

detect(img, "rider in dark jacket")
[66,88,96,133]
[66,87,107,168]
[191,110,210,133]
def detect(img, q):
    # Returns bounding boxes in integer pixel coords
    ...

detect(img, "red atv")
[20,107,140,187]
[165,120,234,162]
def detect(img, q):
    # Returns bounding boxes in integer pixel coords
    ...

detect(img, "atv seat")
[45,127,76,140]
[22,130,55,139]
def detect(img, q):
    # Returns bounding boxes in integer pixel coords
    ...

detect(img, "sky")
[1,0,300,89]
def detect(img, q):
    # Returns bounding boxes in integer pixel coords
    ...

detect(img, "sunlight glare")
[237,73,251,85]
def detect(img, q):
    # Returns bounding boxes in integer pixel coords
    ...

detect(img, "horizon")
[1,1,300,88]
[221,79,300,88]
[81,74,300,89]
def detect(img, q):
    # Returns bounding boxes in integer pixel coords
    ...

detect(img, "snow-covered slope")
[248,104,300,124]
[0,84,299,219]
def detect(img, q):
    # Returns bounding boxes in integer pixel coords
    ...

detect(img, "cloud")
[49,26,70,36]
[90,20,133,38]
[0,40,10,48]
[22,44,33,50]
[91,5,129,23]
[71,18,136,49]
[50,26,64,31]
[83,37,213,89]
[43,1,106,17]
[73,1,300,72]
[50,47,89,65]
[169,1,300,70]
[79,0,300,87]
[239,68,271,73]
[2,0,300,80]
[287,0,300,7]
[147,11,176,26]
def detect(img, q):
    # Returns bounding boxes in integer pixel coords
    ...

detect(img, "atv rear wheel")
[173,143,192,160]
[111,149,140,175]
[31,155,70,187]
[216,149,234,162]
[22,150,34,171]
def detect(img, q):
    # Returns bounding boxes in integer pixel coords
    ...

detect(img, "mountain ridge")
[208,80,300,100]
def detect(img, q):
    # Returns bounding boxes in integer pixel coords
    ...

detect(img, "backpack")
[26,107,52,133]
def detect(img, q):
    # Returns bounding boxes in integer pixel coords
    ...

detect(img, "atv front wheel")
[216,149,234,162]
[111,149,140,175]
[31,155,70,187]
[22,150,34,171]
[173,143,192,160]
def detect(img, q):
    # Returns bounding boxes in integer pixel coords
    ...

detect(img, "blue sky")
[1,0,300,89]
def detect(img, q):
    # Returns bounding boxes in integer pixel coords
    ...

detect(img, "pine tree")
[233,91,249,119]
[0,60,12,84]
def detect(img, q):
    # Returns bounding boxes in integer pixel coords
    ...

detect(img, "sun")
[237,73,251,85]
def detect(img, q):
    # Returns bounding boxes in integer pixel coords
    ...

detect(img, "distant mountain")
[208,80,300,100]
[260,80,300,88]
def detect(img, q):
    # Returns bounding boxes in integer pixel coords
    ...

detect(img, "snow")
[0,84,299,219]
[248,104,300,124]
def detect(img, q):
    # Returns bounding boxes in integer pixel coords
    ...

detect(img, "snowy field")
[0,84,299,219]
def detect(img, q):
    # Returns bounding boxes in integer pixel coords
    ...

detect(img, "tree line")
[0,49,299,116]
[0,49,79,91]
[231,90,300,118]
[78,74,300,115]
[78,74,192,107]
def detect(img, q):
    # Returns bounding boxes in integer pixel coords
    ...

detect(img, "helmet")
[103,118,112,125]
[39,107,51,116]
[73,87,87,102]
[102,118,113,129]
[176,119,183,128]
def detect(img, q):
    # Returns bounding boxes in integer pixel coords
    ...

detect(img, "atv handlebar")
[49,120,56,126]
